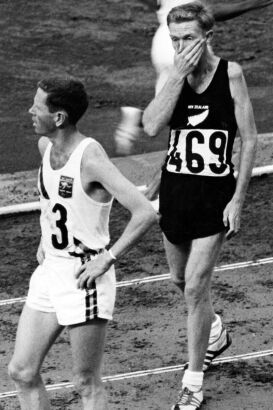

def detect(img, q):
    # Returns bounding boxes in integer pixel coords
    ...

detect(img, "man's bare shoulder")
[82,139,113,178]
[83,140,109,164]
[227,62,247,99]
[227,61,244,80]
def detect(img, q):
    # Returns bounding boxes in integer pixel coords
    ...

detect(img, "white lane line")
[1,257,272,307]
[117,257,273,287]
[1,349,273,398]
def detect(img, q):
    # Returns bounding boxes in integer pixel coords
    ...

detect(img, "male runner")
[8,76,157,410]
[114,0,268,379]
[142,2,257,408]
[114,0,272,154]
[152,0,273,94]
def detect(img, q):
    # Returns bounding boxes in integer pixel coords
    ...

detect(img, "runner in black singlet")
[142,3,257,409]
[114,0,273,155]
[160,58,237,242]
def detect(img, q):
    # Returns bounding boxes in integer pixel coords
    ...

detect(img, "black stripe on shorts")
[85,282,98,321]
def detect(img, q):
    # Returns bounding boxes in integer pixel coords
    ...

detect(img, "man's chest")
[50,151,72,170]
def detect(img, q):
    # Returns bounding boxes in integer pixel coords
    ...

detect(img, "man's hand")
[75,251,114,289]
[173,39,205,79]
[223,198,243,240]
[36,240,45,265]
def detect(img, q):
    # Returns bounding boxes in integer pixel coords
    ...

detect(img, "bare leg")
[69,318,108,410]
[163,232,225,371]
[8,305,63,410]
[184,233,225,371]
[163,234,191,290]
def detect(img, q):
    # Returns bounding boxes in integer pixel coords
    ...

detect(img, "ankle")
[182,369,203,391]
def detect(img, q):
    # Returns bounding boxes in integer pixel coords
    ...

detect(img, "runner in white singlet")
[8,76,157,410]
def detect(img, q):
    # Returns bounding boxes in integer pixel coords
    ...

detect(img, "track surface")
[0,0,273,408]
[0,175,273,409]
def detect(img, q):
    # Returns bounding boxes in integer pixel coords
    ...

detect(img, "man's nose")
[29,105,34,114]
[176,39,184,54]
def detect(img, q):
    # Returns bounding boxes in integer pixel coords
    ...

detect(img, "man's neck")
[48,126,84,153]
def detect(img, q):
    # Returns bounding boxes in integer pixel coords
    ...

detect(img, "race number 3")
[51,203,69,250]
[166,129,228,176]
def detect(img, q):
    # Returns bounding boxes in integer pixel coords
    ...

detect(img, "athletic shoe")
[172,387,203,410]
[203,327,232,371]
[184,327,232,372]
[114,106,142,155]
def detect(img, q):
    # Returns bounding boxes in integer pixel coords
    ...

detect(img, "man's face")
[169,20,207,54]
[29,88,56,135]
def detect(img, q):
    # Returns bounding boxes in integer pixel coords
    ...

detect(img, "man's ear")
[206,30,213,44]
[55,111,68,128]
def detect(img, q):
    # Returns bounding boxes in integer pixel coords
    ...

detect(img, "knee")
[184,283,204,305]
[170,268,186,291]
[73,369,102,398]
[184,273,210,307]
[171,275,185,291]
[8,360,38,386]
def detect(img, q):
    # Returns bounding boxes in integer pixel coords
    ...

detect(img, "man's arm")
[212,0,273,22]
[145,164,162,201]
[142,69,185,137]
[139,1,273,20]
[76,143,158,289]
[223,62,257,239]
[144,152,167,201]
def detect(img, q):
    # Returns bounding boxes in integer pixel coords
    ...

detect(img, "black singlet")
[163,59,237,177]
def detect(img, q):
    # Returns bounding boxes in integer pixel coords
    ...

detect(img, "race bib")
[166,129,230,176]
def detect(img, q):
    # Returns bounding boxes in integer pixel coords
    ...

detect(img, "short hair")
[38,76,89,125]
[167,1,214,31]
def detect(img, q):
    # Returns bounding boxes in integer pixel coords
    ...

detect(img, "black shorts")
[159,171,236,244]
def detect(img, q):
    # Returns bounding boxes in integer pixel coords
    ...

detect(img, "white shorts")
[26,255,116,326]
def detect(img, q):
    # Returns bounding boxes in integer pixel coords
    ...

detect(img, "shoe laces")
[176,387,196,405]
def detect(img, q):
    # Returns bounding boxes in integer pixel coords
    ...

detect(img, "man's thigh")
[185,232,225,286]
[163,234,191,283]
[11,304,63,372]
[163,231,224,284]
[69,318,108,374]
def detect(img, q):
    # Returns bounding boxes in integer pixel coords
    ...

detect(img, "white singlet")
[27,138,116,325]
[38,137,113,258]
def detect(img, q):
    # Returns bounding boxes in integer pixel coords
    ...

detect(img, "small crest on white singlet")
[58,175,74,198]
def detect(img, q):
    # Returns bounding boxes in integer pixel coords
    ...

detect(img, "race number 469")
[166,129,229,176]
